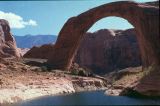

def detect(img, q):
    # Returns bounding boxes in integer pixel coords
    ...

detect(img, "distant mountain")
[14,35,57,48]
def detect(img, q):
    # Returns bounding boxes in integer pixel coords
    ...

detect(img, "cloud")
[0,11,37,29]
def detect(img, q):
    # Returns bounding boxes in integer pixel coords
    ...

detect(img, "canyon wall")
[74,29,141,73]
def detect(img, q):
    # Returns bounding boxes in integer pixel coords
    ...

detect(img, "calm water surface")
[15,90,160,106]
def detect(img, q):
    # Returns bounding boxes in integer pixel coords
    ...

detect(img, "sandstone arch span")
[47,1,159,71]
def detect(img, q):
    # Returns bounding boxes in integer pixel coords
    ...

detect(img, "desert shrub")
[71,69,79,75]
[78,69,87,76]
[69,63,94,77]
[70,67,90,76]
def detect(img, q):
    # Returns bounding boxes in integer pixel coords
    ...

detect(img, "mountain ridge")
[14,35,57,48]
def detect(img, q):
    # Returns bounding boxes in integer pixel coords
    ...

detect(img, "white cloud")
[0,11,37,29]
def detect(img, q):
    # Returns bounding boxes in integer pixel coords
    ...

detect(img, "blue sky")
[0,0,155,36]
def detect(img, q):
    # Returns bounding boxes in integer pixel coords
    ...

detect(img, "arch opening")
[87,16,134,33]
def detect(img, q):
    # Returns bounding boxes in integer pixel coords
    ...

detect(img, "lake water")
[15,90,160,106]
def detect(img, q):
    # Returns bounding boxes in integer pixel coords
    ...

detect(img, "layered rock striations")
[0,19,20,58]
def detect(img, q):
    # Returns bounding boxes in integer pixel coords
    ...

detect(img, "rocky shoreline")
[0,58,107,104]
[0,76,107,105]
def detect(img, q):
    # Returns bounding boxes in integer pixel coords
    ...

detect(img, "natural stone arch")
[47,1,159,71]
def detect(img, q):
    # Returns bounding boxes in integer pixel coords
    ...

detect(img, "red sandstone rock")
[47,1,159,71]
[0,19,20,58]
[24,44,54,59]
[74,29,141,73]
[134,65,160,96]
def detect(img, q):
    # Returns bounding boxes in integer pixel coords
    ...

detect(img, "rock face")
[24,44,54,59]
[134,65,160,96]
[75,29,141,74]
[0,19,20,58]
[47,1,160,72]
